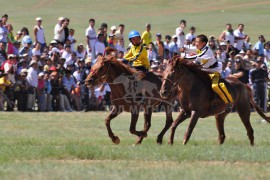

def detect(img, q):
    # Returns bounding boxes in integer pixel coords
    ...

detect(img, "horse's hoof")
[183,139,187,145]
[168,140,173,145]
[156,139,163,145]
[142,132,147,138]
[112,136,120,144]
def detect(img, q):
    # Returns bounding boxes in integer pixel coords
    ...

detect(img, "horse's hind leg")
[136,107,152,144]
[183,111,200,145]
[157,105,173,144]
[105,106,122,144]
[236,103,254,145]
[215,112,229,145]
[169,109,190,145]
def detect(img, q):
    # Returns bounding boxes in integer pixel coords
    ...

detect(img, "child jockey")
[184,34,233,112]
[123,30,150,73]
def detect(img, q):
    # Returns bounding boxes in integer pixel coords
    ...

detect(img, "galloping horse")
[160,56,270,145]
[85,55,175,144]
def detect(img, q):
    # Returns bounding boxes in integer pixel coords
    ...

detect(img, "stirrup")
[225,103,232,113]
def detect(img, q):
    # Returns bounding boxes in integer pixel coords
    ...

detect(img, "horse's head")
[160,57,184,98]
[85,56,111,87]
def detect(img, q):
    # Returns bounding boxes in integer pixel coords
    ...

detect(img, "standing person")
[164,35,171,50]
[1,14,8,27]
[54,17,66,45]
[141,23,152,47]
[234,24,247,54]
[253,35,265,56]
[169,35,179,55]
[37,72,46,111]
[86,18,97,60]
[115,24,125,47]
[185,26,196,42]
[21,27,33,47]
[64,18,70,43]
[16,69,29,111]
[95,33,105,57]
[0,19,8,47]
[249,57,268,110]
[219,23,235,46]
[33,17,46,52]
[44,72,52,111]
[153,33,165,61]
[6,24,15,54]
[26,60,38,111]
[68,29,76,52]
[175,19,186,48]
[100,23,108,47]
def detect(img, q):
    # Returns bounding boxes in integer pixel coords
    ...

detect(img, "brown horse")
[160,56,270,145]
[85,56,175,144]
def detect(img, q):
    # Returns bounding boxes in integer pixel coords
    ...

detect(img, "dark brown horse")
[85,56,175,144]
[160,57,270,145]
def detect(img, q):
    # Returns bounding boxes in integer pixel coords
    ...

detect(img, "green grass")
[3,0,270,46]
[0,111,270,179]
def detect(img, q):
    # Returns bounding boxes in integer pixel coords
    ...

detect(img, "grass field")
[3,0,270,46]
[1,111,270,179]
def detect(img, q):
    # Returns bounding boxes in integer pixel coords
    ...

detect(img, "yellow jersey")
[141,31,152,46]
[0,77,11,92]
[124,45,150,69]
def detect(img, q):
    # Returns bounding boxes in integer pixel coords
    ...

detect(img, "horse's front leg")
[105,106,122,144]
[183,110,200,145]
[136,107,152,144]
[157,104,173,144]
[129,110,148,144]
[169,109,190,145]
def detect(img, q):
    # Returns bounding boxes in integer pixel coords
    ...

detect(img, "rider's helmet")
[128,30,141,41]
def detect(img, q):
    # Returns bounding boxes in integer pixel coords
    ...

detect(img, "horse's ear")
[172,57,180,67]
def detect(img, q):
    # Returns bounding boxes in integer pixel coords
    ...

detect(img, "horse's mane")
[173,57,212,83]
[102,55,138,75]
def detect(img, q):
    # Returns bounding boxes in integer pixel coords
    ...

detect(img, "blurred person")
[147,42,157,62]
[234,24,247,54]
[76,44,86,59]
[115,24,125,47]
[64,18,70,43]
[44,72,52,111]
[95,33,105,57]
[3,54,16,84]
[221,61,231,78]
[37,72,46,111]
[16,69,29,111]
[62,69,81,111]
[33,17,46,52]
[253,35,265,56]
[14,30,22,41]
[6,24,15,54]
[0,19,8,47]
[100,23,108,47]
[243,36,252,51]
[0,72,12,111]
[62,45,72,66]
[26,60,38,111]
[32,42,41,56]
[219,23,235,46]
[115,37,126,53]
[141,23,152,47]
[185,26,196,42]
[86,18,97,60]
[175,19,186,48]
[169,35,179,55]
[1,14,8,27]
[107,33,116,48]
[68,28,76,52]
[229,59,249,84]
[54,17,66,45]
[153,33,165,60]
[249,57,268,110]
[264,42,270,62]
[21,27,33,47]
[13,41,21,56]
[164,35,171,50]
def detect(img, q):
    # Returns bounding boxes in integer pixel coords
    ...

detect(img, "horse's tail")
[246,85,270,123]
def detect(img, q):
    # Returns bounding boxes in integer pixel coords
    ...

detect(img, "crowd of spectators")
[0,14,269,112]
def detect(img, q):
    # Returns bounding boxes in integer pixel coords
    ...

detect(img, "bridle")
[91,61,112,85]
[162,64,188,96]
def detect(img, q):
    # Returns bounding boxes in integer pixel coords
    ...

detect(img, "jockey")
[184,34,233,112]
[122,30,150,73]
